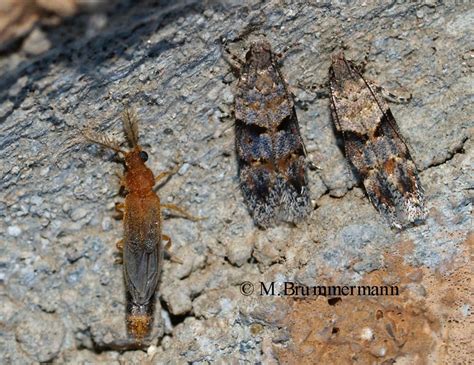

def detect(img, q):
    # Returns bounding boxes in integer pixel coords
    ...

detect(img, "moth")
[82,109,198,341]
[225,39,311,228]
[329,51,427,228]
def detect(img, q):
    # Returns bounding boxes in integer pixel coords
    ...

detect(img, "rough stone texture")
[0,0,472,364]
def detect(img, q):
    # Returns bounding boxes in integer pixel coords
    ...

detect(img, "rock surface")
[0,0,472,363]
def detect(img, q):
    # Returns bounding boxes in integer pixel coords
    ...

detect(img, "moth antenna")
[122,108,140,148]
[81,127,125,154]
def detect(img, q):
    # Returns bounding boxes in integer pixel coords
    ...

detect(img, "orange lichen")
[277,235,473,364]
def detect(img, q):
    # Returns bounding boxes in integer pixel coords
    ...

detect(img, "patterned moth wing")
[234,40,311,228]
[329,51,427,228]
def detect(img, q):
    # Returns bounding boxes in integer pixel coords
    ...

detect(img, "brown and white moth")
[329,51,427,228]
[225,39,311,228]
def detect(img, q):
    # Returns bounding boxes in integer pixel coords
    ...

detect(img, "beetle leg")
[161,204,205,221]
[162,234,183,264]
[115,239,124,264]
[155,165,180,184]
[114,202,125,219]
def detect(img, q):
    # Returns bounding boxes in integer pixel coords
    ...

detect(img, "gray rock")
[6,225,21,237]
[162,282,192,316]
[0,0,471,363]
[15,308,65,363]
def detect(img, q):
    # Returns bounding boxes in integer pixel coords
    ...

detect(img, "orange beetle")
[83,108,198,341]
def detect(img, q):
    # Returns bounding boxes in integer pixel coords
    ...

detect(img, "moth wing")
[329,58,360,136]
[355,69,416,161]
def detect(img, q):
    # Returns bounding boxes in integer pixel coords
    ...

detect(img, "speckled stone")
[0,1,471,363]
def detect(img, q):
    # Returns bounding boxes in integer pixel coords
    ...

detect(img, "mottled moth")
[329,51,427,228]
[225,39,311,228]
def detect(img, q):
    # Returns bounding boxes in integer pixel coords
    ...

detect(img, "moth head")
[247,40,273,69]
[331,50,346,64]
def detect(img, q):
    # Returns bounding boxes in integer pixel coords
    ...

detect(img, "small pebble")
[460,304,471,317]
[227,240,252,267]
[70,207,88,222]
[7,226,22,237]
[22,28,52,55]
[406,269,423,282]
[101,216,112,231]
[16,310,65,362]
[30,195,43,206]
[360,327,374,341]
[164,287,192,315]
[147,345,158,356]
[178,163,190,175]
[222,88,234,104]
[370,344,387,357]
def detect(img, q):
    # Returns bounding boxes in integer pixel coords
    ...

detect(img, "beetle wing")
[123,194,163,305]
